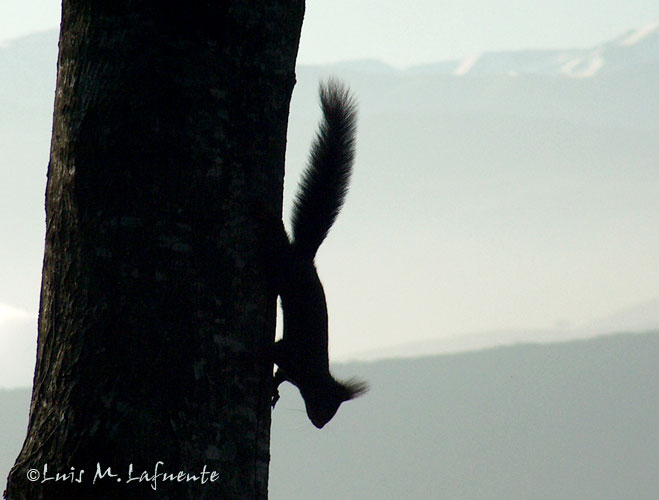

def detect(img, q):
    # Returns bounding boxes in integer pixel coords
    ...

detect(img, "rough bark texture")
[5,2,304,499]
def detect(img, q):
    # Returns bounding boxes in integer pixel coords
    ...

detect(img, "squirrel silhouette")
[269,80,368,428]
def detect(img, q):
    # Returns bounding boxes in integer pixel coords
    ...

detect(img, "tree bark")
[5,2,304,499]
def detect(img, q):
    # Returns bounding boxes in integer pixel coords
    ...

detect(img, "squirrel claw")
[271,390,280,408]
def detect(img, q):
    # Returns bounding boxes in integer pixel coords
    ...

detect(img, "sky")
[1,0,658,66]
[1,2,658,387]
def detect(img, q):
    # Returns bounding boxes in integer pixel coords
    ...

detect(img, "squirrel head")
[302,376,369,428]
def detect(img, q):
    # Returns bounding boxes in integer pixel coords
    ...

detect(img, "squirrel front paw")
[271,368,287,408]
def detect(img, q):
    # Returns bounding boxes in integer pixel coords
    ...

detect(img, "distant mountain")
[579,296,659,334]
[347,299,659,361]
[3,332,657,499]
[269,332,659,500]
[408,20,659,77]
[0,306,37,388]
[276,20,659,78]
[3,19,658,88]
[0,388,30,487]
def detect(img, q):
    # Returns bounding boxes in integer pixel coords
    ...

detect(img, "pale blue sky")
[1,2,658,385]
[1,1,657,66]
[300,1,658,66]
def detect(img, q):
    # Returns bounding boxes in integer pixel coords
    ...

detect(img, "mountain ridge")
[2,20,658,81]
[2,331,658,499]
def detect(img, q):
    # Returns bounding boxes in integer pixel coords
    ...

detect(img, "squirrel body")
[270,80,367,428]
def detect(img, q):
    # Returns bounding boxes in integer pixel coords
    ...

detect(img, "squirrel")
[268,80,368,428]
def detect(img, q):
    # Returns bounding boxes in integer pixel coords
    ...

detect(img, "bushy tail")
[291,79,357,259]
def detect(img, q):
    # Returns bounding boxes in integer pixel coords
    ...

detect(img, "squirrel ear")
[341,377,369,401]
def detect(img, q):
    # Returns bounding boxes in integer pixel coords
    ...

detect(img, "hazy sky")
[1,2,658,387]
[1,1,657,66]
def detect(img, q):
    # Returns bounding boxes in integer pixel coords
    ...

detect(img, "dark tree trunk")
[5,2,304,499]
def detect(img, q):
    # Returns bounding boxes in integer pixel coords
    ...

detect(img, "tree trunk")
[5,2,304,499]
